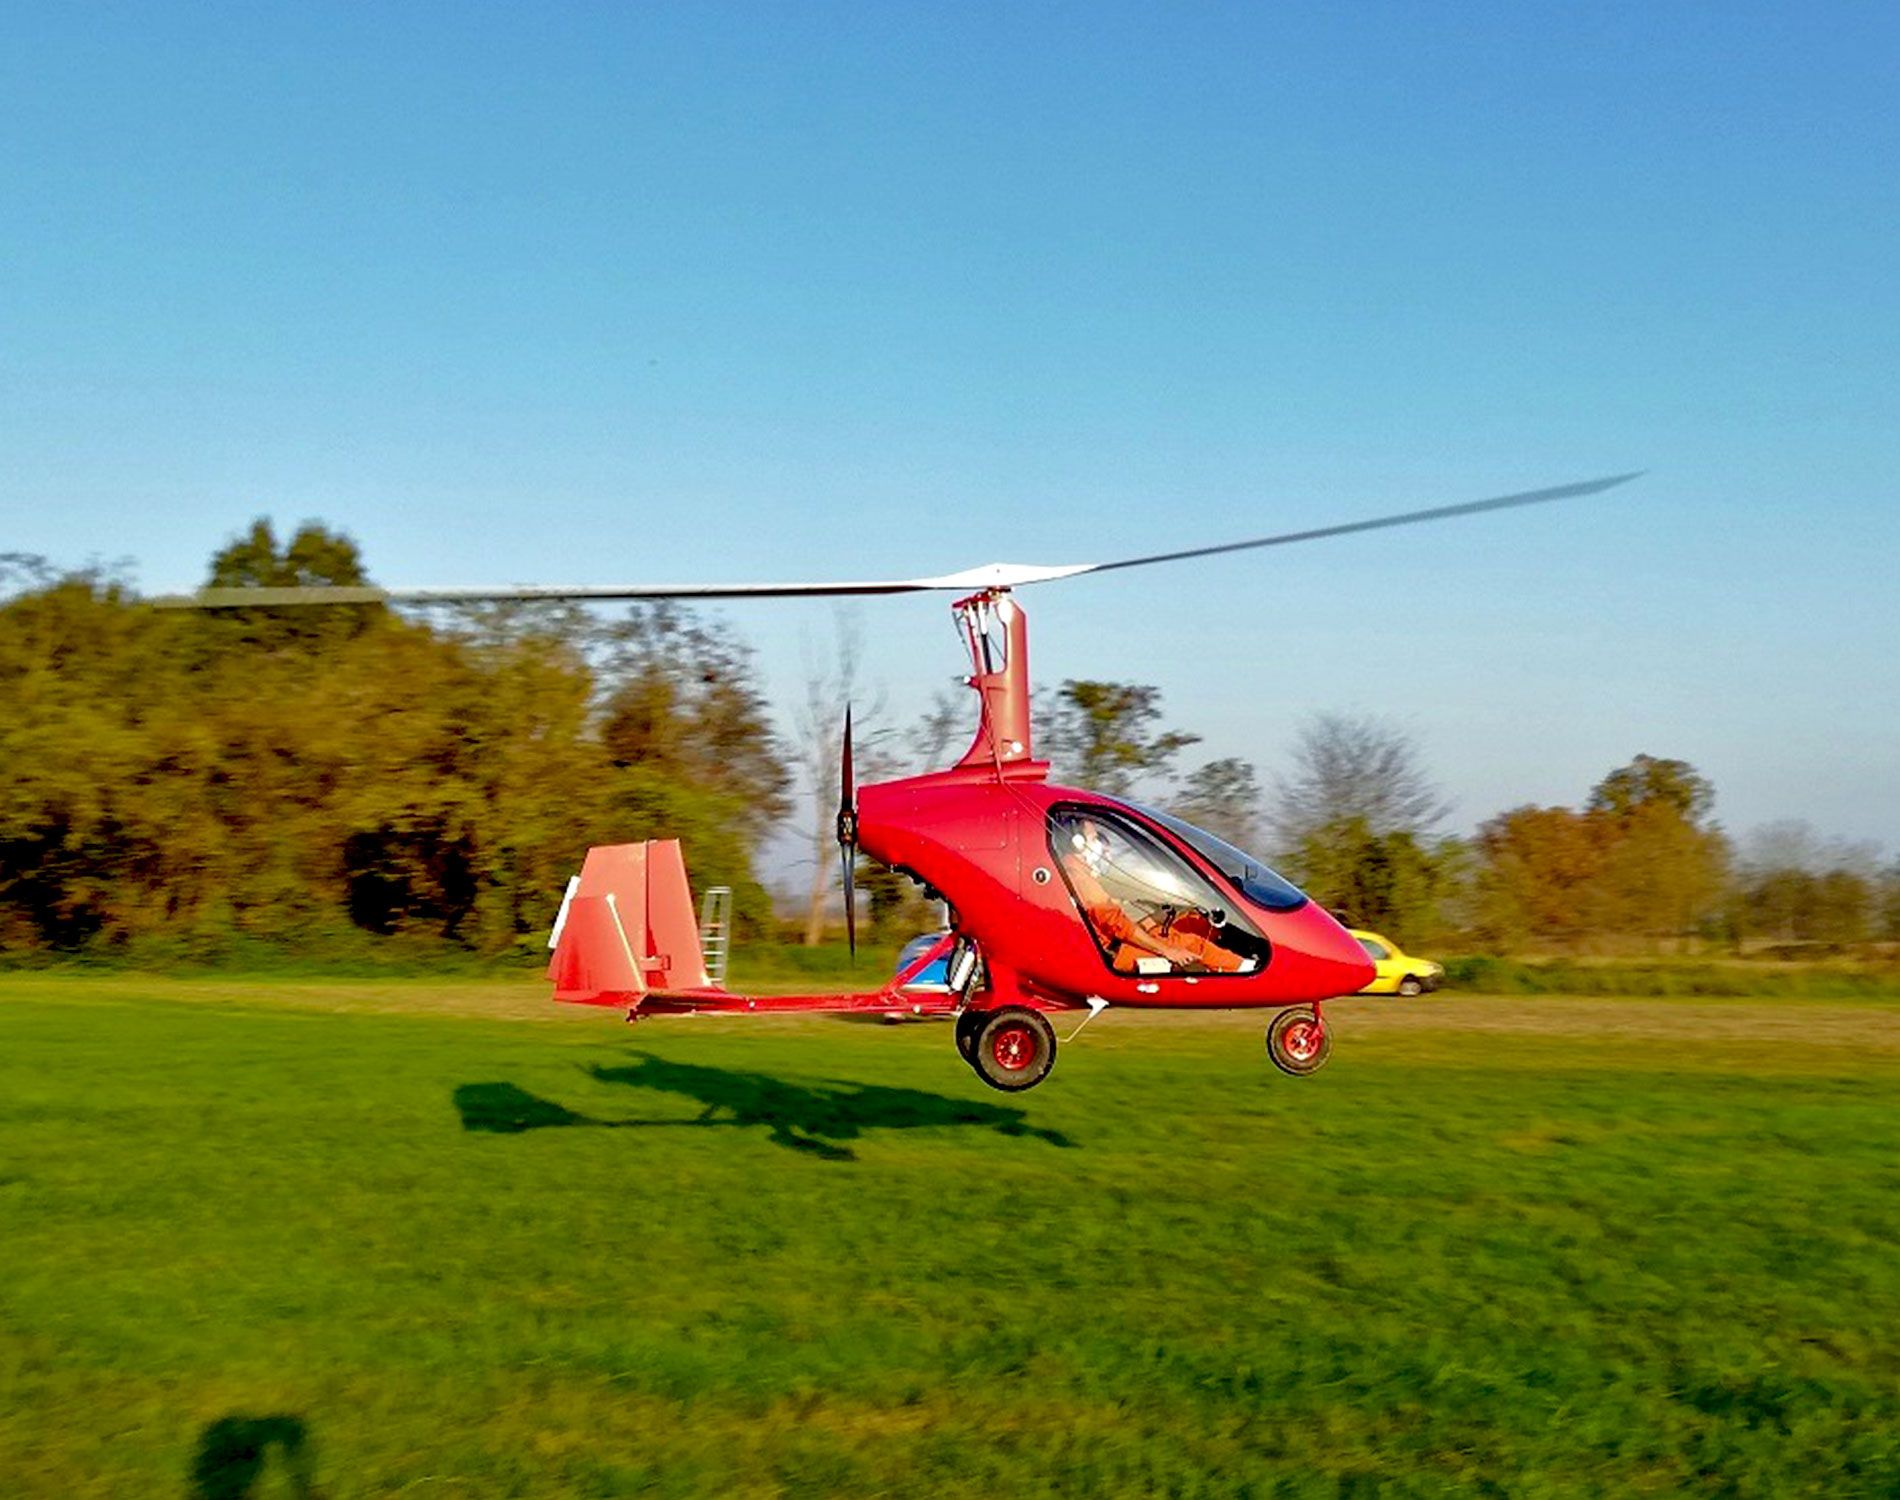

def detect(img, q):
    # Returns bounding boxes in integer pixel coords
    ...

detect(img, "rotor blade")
[159,578,934,609]
[1082,472,1643,578]
[149,563,1094,610]
[148,473,1638,608]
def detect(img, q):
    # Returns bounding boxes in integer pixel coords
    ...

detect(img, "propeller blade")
[842,844,857,959]
[149,474,1638,608]
[839,704,855,829]
[837,704,857,959]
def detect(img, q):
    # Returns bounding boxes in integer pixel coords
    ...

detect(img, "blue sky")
[4,3,1896,857]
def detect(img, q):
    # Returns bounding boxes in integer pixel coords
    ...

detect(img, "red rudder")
[547,840,712,1006]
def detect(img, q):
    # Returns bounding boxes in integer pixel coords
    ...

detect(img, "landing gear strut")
[1266,1004,1332,1077]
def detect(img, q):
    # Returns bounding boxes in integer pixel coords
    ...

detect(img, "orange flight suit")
[1061,855,1244,973]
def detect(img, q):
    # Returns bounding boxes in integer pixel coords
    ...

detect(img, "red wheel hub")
[1281,1019,1322,1062]
[990,1025,1038,1071]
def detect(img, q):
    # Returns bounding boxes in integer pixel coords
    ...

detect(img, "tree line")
[3,525,1894,962]
[0,526,787,961]
[1039,690,1899,956]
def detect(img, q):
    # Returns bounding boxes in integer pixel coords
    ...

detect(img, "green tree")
[1171,757,1264,849]
[1271,714,1450,941]
[1589,799,1729,946]
[596,603,791,838]
[0,531,789,960]
[1809,870,1873,945]
[1473,756,1728,952]
[1587,754,1714,825]
[203,518,380,648]
[208,518,369,590]
[1729,821,1880,949]
[1475,805,1608,948]
[1042,681,1199,797]
[1287,816,1453,939]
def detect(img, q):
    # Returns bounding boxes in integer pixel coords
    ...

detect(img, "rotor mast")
[952,589,1038,776]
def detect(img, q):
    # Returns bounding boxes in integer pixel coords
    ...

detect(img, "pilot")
[1060,819,1244,974]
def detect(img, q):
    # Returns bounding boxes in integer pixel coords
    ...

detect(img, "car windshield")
[1126,803,1310,912]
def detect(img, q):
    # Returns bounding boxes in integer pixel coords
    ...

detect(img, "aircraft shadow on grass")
[453,1054,1077,1162]
[190,1414,315,1499]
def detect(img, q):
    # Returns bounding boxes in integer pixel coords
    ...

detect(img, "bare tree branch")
[1270,712,1449,848]
[789,612,889,944]
[1171,757,1264,849]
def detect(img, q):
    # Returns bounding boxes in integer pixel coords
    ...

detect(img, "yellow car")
[1349,930,1443,996]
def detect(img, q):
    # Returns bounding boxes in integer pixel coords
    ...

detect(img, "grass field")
[3,976,1898,1498]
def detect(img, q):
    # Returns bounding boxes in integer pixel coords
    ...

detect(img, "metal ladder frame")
[697,885,733,985]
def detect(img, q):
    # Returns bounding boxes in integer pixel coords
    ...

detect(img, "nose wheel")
[962,1006,1057,1092]
[1266,1005,1332,1077]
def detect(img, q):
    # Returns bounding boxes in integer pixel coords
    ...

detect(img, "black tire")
[954,1008,988,1063]
[1398,976,1423,998]
[970,1007,1058,1092]
[1266,1006,1332,1077]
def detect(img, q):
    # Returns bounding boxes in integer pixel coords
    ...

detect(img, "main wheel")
[954,1008,989,1063]
[1398,975,1424,998]
[970,1007,1058,1092]
[1266,1006,1332,1077]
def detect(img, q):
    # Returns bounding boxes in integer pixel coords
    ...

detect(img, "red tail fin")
[547,840,713,1006]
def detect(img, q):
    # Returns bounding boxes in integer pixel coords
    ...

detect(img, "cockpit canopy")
[1126,803,1309,913]
[1047,802,1306,978]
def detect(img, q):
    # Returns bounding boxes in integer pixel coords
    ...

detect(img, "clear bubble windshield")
[1047,807,1267,976]
[1126,803,1310,913]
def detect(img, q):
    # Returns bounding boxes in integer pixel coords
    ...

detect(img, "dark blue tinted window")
[1127,804,1310,913]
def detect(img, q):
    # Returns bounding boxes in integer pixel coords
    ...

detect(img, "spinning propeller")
[837,704,857,957]
[154,473,1641,609]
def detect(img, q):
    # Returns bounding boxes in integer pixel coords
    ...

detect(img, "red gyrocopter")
[173,474,1638,1090]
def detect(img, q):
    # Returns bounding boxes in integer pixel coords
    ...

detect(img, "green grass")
[1441,954,1900,999]
[3,979,1898,1498]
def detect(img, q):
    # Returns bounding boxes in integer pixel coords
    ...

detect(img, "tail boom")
[548,880,985,1017]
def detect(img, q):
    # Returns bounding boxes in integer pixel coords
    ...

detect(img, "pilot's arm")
[1062,854,1199,966]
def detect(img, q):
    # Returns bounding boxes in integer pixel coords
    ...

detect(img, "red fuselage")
[859,763,1374,1012]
